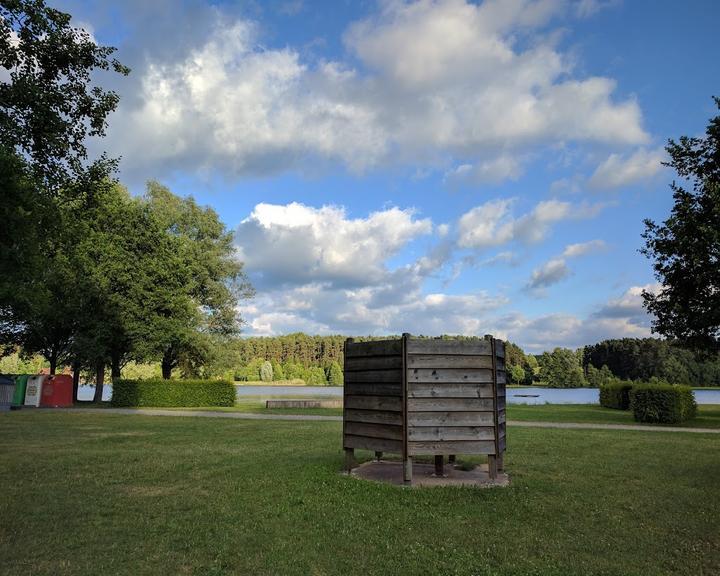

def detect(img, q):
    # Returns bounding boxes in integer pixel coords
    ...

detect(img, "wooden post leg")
[448,454,456,465]
[344,448,356,473]
[434,455,445,477]
[374,451,383,461]
[488,455,498,480]
[497,454,504,472]
[403,456,413,484]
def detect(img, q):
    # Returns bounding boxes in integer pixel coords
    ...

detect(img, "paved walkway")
[45,407,720,434]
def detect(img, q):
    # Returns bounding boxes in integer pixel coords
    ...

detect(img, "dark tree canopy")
[641,98,720,354]
[0,0,129,189]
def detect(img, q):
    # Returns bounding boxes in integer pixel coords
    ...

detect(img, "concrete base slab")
[349,460,510,488]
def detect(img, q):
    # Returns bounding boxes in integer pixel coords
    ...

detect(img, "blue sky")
[57,0,719,351]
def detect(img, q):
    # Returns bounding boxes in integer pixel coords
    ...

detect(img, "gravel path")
[32,407,720,434]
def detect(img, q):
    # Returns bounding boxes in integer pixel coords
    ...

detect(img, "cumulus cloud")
[562,239,606,257]
[444,154,523,186]
[234,202,432,289]
[588,147,666,189]
[100,0,649,180]
[526,258,571,290]
[457,198,604,250]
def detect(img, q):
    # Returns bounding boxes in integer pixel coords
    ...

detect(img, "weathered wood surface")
[406,355,494,369]
[344,382,401,396]
[408,426,495,441]
[344,409,403,426]
[407,368,494,384]
[344,340,402,357]
[345,356,402,371]
[407,397,494,412]
[344,435,403,453]
[345,395,402,412]
[345,421,403,441]
[406,339,492,356]
[408,440,495,456]
[407,382,494,398]
[344,369,403,383]
[407,411,495,427]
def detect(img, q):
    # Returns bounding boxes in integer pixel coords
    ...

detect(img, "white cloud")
[562,239,606,257]
[444,154,523,186]
[234,202,432,289]
[526,257,570,290]
[457,198,604,249]
[588,147,666,189]
[105,0,649,180]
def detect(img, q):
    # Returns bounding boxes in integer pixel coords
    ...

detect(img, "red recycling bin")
[40,374,74,407]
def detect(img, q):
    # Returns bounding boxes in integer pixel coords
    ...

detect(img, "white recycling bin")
[24,375,46,407]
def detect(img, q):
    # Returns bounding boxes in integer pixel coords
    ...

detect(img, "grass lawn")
[132,401,720,429]
[1,412,719,575]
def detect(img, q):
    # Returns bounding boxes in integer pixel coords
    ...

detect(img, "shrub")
[630,384,697,424]
[509,364,526,385]
[599,381,634,410]
[111,379,236,407]
[305,366,327,386]
[326,361,343,386]
[260,361,273,382]
[270,360,285,381]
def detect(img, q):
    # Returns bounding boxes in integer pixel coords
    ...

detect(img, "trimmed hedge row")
[599,381,634,410]
[630,384,697,424]
[111,379,236,407]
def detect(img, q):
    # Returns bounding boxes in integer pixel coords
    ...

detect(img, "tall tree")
[143,181,254,379]
[641,98,720,354]
[0,0,129,190]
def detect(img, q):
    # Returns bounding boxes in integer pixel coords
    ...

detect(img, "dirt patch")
[348,460,510,488]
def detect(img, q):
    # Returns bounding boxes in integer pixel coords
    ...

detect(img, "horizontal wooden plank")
[408,440,496,456]
[344,409,403,426]
[499,422,506,439]
[408,411,495,427]
[344,382,401,397]
[407,426,495,441]
[344,355,402,372]
[495,340,505,358]
[496,359,505,371]
[498,410,506,424]
[345,395,402,411]
[344,339,402,358]
[344,434,403,453]
[407,382,494,398]
[407,398,494,412]
[407,368,494,384]
[344,369,402,384]
[406,339,492,356]
[406,354,493,369]
[498,396,506,410]
[345,422,403,441]
[497,371,506,385]
[499,436,506,453]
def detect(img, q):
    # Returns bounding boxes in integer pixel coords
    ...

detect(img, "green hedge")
[630,384,697,424]
[111,379,236,407]
[599,381,634,410]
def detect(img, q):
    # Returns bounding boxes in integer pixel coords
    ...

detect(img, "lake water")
[78,384,720,404]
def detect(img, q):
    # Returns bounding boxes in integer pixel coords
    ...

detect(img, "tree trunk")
[111,351,122,382]
[49,352,57,375]
[93,362,105,403]
[161,351,173,380]
[72,360,80,402]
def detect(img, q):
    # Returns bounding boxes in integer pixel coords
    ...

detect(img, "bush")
[305,366,327,386]
[326,361,343,386]
[111,379,236,407]
[270,360,285,381]
[630,384,697,424]
[260,361,273,382]
[599,381,634,410]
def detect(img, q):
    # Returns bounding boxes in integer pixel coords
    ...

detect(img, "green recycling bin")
[12,374,29,407]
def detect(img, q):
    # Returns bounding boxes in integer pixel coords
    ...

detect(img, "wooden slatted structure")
[343,334,506,483]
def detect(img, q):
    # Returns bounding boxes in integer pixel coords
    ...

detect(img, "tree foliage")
[0,0,129,190]
[641,97,720,354]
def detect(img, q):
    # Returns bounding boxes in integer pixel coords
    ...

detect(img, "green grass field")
[134,401,720,429]
[1,411,718,575]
